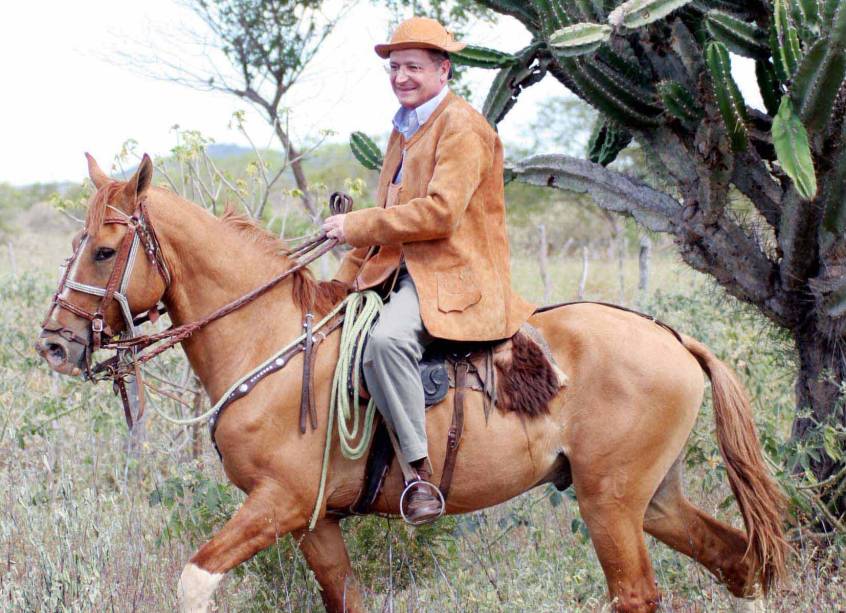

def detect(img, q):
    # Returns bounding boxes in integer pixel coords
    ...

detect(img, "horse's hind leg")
[178,484,296,613]
[291,517,364,613]
[643,458,758,599]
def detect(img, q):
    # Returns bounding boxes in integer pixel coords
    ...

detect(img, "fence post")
[638,235,652,295]
[578,245,589,300]
[537,224,551,303]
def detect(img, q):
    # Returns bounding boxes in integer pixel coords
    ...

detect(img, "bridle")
[42,196,171,359]
[41,190,352,427]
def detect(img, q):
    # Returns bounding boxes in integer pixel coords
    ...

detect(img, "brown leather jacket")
[335,91,534,341]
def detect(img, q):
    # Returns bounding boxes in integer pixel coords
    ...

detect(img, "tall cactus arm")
[451,45,520,69]
[772,0,803,81]
[476,0,540,29]
[704,10,770,59]
[756,59,783,116]
[706,41,750,152]
[483,49,549,124]
[772,96,818,200]
[789,38,846,133]
[350,132,383,171]
[819,122,846,256]
[549,22,613,56]
[587,118,633,165]
[608,0,695,29]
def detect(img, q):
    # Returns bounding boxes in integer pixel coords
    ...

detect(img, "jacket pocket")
[436,266,482,313]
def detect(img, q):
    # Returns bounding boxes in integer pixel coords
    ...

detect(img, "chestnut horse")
[36,156,787,613]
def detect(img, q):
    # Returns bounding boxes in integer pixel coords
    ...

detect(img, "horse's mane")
[86,182,349,317]
[220,204,350,317]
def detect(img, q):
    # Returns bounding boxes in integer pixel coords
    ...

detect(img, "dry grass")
[1,226,845,612]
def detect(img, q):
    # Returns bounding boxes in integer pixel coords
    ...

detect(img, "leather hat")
[375,17,467,59]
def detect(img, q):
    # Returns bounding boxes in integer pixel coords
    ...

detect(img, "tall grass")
[2,224,844,612]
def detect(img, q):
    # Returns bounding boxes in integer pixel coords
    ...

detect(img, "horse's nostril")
[46,342,67,363]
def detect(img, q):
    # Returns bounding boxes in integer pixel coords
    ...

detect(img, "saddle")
[347,322,568,516]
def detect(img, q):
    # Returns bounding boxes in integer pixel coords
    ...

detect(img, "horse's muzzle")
[35,329,87,377]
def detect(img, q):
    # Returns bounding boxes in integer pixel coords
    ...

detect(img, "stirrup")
[399,479,445,526]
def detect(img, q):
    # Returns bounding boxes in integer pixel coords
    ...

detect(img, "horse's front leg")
[291,517,364,613]
[177,483,300,613]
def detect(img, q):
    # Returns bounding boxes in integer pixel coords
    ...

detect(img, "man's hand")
[322,214,347,244]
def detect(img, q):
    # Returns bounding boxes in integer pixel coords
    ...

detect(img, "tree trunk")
[791,320,846,520]
[272,119,320,223]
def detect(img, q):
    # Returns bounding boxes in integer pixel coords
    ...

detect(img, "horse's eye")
[95,247,116,261]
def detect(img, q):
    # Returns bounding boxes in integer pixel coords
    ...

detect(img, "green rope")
[309,290,383,529]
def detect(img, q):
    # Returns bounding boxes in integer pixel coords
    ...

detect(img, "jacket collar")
[392,86,450,139]
[397,90,457,150]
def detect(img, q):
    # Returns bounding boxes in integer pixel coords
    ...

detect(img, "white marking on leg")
[178,563,223,613]
[736,598,767,613]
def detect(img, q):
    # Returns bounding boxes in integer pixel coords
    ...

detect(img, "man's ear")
[85,153,111,189]
[124,153,153,200]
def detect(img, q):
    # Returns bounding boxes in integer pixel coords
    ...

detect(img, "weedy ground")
[1,227,844,612]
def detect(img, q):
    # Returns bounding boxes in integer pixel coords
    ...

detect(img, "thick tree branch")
[779,189,823,294]
[509,154,679,233]
[732,149,783,229]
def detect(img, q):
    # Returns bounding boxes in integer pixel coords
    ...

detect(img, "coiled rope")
[310,290,383,529]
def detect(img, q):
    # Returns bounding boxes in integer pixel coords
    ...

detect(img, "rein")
[45,189,354,427]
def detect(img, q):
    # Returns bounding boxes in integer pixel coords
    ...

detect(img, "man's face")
[388,48,449,109]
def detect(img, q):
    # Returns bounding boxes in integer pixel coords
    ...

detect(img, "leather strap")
[300,313,314,434]
[439,359,467,501]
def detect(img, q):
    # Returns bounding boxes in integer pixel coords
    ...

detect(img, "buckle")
[91,317,104,334]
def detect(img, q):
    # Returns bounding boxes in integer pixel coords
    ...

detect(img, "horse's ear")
[124,154,153,200]
[85,153,110,189]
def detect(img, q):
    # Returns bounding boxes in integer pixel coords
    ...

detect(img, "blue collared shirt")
[392,86,449,182]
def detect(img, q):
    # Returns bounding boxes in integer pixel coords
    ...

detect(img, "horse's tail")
[681,334,789,592]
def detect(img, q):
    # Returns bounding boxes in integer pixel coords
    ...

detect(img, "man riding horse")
[322,17,535,524]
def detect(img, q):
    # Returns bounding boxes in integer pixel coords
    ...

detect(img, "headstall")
[42,191,353,428]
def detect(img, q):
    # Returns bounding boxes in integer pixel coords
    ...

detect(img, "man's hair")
[426,49,454,80]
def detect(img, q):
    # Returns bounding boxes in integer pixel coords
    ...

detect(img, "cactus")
[557,55,661,127]
[829,0,846,47]
[532,0,571,36]
[608,0,695,29]
[451,45,519,68]
[772,96,817,200]
[756,59,783,116]
[772,0,802,81]
[704,10,769,59]
[349,132,383,171]
[789,38,846,132]
[549,22,612,56]
[596,46,652,87]
[820,123,846,250]
[658,80,704,123]
[588,118,633,165]
[705,41,749,152]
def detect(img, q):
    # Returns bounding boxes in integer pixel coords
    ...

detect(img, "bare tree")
[133,0,349,223]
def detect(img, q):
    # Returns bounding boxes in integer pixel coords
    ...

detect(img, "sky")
[1,1,761,186]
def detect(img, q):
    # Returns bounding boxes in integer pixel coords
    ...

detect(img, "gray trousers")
[362,268,434,463]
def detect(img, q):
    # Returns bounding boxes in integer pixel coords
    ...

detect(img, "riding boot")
[405,459,443,524]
